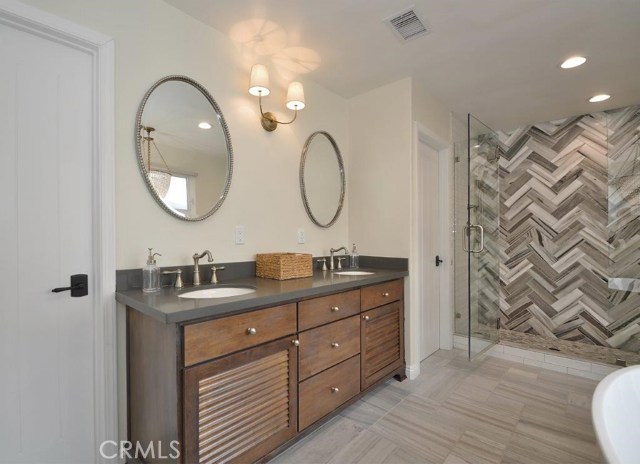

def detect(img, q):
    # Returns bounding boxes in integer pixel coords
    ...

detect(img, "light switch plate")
[297,228,305,244]
[235,225,245,245]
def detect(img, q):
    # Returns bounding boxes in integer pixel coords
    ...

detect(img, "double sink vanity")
[121,74,406,463]
[117,267,407,463]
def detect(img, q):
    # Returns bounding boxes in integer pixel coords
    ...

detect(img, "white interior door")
[0,19,97,463]
[418,140,441,360]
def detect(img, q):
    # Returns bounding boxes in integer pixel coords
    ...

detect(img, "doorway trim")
[0,1,117,461]
[408,121,452,379]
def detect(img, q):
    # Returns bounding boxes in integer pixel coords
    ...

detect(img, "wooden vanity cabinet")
[127,278,405,464]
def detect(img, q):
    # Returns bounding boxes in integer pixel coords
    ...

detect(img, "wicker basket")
[256,253,313,280]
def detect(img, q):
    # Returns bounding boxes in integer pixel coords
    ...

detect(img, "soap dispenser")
[143,248,161,293]
[350,243,359,269]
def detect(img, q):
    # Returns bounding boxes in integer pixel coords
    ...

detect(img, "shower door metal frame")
[465,113,500,360]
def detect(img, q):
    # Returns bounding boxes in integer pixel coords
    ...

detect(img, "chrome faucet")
[192,250,214,286]
[329,247,349,271]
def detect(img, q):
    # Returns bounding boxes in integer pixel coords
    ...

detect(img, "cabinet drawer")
[299,355,360,430]
[361,279,403,311]
[299,316,360,380]
[298,289,360,331]
[184,304,297,366]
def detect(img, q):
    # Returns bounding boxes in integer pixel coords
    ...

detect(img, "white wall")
[412,79,451,143]
[24,0,350,270]
[347,78,413,257]
[348,76,452,378]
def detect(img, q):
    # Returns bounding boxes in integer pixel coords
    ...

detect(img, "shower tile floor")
[271,349,604,464]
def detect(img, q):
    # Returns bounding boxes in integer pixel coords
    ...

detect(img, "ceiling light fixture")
[198,122,212,129]
[560,56,587,69]
[589,94,611,103]
[248,64,305,132]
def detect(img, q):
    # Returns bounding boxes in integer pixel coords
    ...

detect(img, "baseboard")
[406,363,420,380]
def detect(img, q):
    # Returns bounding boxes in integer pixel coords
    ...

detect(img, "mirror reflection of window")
[162,175,190,217]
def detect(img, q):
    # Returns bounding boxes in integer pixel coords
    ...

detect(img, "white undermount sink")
[334,271,375,276]
[178,286,256,299]
[592,365,640,464]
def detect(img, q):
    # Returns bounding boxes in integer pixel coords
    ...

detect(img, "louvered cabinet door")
[183,337,298,464]
[360,301,405,389]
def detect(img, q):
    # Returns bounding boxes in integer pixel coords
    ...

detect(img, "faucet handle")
[336,257,346,270]
[162,269,184,289]
[317,258,328,271]
[210,265,225,284]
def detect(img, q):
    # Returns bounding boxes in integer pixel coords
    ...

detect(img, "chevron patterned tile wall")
[498,105,640,354]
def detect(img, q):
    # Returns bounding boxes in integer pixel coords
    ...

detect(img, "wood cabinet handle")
[331,387,339,393]
[246,327,257,335]
[363,315,370,321]
[331,342,340,348]
[292,339,300,346]
[330,306,340,312]
[382,292,390,297]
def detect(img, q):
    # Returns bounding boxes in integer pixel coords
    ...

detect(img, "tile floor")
[271,349,604,464]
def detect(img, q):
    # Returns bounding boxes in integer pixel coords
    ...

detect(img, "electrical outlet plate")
[297,228,305,244]
[234,225,245,245]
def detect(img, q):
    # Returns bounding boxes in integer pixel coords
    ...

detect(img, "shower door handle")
[463,225,484,253]
[476,225,484,253]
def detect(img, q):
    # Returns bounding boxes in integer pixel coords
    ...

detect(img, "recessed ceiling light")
[589,94,611,103]
[560,56,587,69]
[198,122,212,129]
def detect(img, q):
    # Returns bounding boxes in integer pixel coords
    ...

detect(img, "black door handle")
[435,255,444,267]
[52,274,88,297]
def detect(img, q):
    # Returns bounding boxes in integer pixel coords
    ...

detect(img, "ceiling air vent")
[385,7,429,42]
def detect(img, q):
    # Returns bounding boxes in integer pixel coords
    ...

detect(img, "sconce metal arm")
[258,93,298,131]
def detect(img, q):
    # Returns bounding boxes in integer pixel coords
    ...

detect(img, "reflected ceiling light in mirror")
[560,56,587,69]
[198,122,212,129]
[139,125,172,197]
[248,64,305,132]
[589,94,611,103]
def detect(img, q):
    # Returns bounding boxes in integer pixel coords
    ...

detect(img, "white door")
[0,18,97,463]
[418,140,441,360]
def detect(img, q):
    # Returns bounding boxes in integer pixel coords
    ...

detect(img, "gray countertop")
[116,268,408,324]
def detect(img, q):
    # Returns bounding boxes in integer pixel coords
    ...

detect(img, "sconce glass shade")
[249,64,270,96]
[286,81,305,110]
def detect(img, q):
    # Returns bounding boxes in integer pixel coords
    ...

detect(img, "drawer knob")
[382,292,390,297]
[363,315,370,321]
[246,327,257,335]
[331,387,340,393]
[292,339,300,346]
[330,306,340,312]
[331,342,340,348]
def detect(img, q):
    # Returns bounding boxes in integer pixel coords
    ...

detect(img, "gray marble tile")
[269,417,366,464]
[270,350,604,464]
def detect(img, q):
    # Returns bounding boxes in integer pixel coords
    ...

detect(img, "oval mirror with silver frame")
[300,131,345,228]
[135,75,233,221]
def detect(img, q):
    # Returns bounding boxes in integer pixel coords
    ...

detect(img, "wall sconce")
[248,64,305,132]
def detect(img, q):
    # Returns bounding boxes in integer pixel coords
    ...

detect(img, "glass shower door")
[465,114,501,358]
